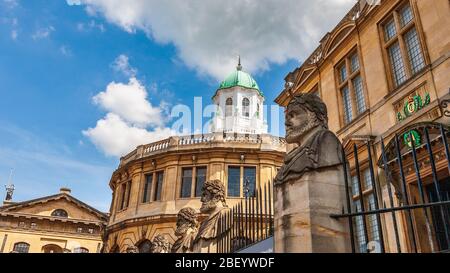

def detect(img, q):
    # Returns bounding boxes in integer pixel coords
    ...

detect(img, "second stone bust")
[192,179,231,253]
[171,207,198,253]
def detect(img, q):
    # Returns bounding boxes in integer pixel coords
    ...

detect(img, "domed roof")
[216,59,263,97]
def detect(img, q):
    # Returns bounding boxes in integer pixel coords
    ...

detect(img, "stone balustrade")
[118,132,286,167]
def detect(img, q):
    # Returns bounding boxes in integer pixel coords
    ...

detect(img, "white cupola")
[210,58,268,134]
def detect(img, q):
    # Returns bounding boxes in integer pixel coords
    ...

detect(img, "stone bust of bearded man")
[150,234,171,253]
[274,93,343,185]
[171,207,198,253]
[192,179,230,253]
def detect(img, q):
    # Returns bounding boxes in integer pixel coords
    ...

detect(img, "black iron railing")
[331,123,450,253]
[216,181,274,253]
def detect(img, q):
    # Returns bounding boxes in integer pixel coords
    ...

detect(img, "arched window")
[138,240,152,253]
[51,209,68,218]
[242,98,250,118]
[225,98,233,117]
[73,247,89,253]
[42,244,63,253]
[13,242,30,253]
[256,103,260,118]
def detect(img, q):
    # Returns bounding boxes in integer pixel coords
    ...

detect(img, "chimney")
[60,187,71,195]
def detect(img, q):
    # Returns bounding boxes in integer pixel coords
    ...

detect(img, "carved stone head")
[285,93,328,144]
[175,207,198,236]
[200,179,227,213]
[150,234,171,253]
[126,245,139,253]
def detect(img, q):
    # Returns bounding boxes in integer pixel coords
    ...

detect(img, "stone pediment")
[0,193,108,223]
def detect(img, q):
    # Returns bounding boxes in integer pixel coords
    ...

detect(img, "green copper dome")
[216,60,263,97]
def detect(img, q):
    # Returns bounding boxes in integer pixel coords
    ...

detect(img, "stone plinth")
[274,167,351,253]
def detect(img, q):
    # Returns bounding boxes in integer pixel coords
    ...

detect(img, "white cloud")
[82,113,175,157]
[92,77,163,127]
[60,45,73,56]
[3,0,18,9]
[66,0,355,80]
[111,54,137,77]
[32,26,55,40]
[77,20,105,32]
[11,29,17,40]
[84,74,176,157]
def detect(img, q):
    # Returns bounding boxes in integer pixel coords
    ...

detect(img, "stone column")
[274,167,351,253]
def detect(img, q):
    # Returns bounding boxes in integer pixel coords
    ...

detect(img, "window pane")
[384,19,397,41]
[342,85,353,124]
[228,166,241,197]
[352,75,366,114]
[368,194,380,242]
[195,167,207,197]
[142,174,153,203]
[404,27,425,74]
[13,242,30,253]
[351,175,360,196]
[363,169,373,190]
[399,4,413,27]
[242,98,250,118]
[339,64,347,83]
[154,171,164,201]
[350,53,360,73]
[74,247,89,253]
[226,98,233,117]
[120,183,126,210]
[181,168,193,198]
[388,42,407,87]
[243,167,256,198]
[51,209,68,218]
[353,201,367,253]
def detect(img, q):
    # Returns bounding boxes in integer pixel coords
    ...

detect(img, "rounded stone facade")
[104,132,286,253]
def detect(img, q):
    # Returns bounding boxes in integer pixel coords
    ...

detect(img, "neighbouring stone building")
[103,62,286,253]
[0,188,108,253]
[275,0,449,253]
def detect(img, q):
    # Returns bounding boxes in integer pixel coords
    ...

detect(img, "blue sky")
[0,0,354,211]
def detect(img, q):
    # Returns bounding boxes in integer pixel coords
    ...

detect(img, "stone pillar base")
[274,167,351,253]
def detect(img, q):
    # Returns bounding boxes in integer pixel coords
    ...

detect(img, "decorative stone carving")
[172,207,198,253]
[126,245,139,253]
[274,93,351,253]
[192,179,230,253]
[150,234,171,253]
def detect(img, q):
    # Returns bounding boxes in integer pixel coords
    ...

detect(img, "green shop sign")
[397,93,430,122]
[403,130,421,148]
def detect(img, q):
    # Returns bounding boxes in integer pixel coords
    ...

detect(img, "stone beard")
[274,94,343,185]
[193,180,230,253]
[172,207,198,253]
